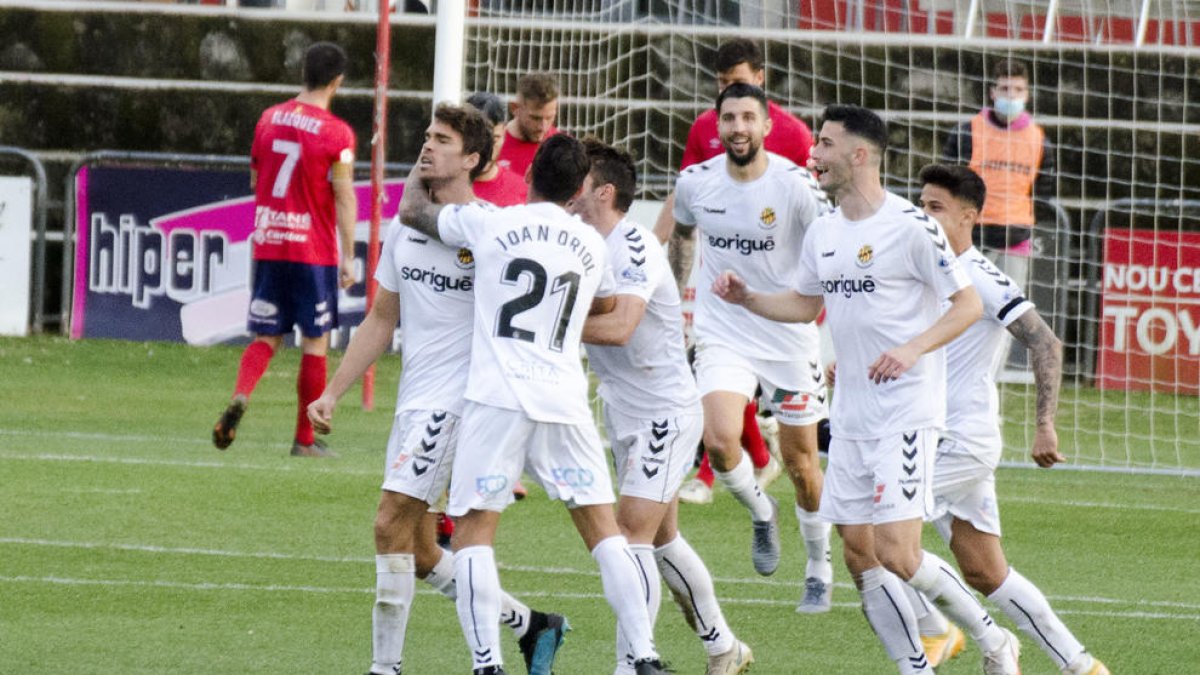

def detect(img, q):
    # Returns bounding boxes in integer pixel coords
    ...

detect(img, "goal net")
[463,0,1200,475]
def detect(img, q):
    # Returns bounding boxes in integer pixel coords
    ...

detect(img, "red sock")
[743,401,770,469]
[438,513,455,539]
[234,340,275,398]
[295,353,326,446]
[696,450,715,487]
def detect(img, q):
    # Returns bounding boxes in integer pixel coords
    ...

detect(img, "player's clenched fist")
[307,395,336,435]
[712,270,750,306]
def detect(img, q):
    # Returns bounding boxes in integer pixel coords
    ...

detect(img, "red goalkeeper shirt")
[250,100,356,266]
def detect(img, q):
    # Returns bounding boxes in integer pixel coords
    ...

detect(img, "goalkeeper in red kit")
[212,42,358,458]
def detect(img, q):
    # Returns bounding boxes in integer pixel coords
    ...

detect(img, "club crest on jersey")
[758,206,777,230]
[856,244,875,269]
[455,247,475,270]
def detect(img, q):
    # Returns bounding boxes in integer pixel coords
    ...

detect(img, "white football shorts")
[930,437,1003,540]
[447,401,616,516]
[382,409,459,507]
[692,340,828,427]
[604,403,703,504]
[820,427,938,525]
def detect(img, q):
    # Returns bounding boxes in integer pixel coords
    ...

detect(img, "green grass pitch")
[1,336,1197,673]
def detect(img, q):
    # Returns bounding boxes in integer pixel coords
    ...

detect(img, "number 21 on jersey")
[495,257,580,352]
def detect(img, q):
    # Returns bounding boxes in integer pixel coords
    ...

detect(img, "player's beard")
[725,141,760,167]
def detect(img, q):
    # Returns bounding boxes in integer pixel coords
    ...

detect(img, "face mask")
[993,97,1026,119]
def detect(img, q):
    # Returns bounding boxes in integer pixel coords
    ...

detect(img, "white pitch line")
[2,575,1196,621]
[1002,495,1200,515]
[0,428,212,446]
[4,449,1198,517]
[3,537,1197,612]
[0,451,377,477]
[76,488,143,495]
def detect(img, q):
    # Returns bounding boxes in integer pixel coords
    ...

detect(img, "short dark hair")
[582,137,637,213]
[919,164,987,212]
[530,134,589,203]
[433,102,494,180]
[821,104,888,154]
[715,38,764,74]
[303,42,348,90]
[465,91,506,127]
[516,73,559,104]
[992,58,1029,83]
[716,82,769,116]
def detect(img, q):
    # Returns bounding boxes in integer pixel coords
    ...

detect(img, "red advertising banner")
[1097,227,1200,394]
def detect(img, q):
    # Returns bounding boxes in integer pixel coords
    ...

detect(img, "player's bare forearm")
[583,294,646,346]
[652,192,677,244]
[743,289,823,323]
[331,180,357,287]
[668,224,695,290]
[1008,310,1063,427]
[324,289,400,402]
[398,163,444,241]
[906,285,982,355]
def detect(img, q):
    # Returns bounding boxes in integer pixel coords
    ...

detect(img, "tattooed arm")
[1007,310,1066,467]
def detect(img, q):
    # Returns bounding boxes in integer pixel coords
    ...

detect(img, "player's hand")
[712,270,750,305]
[867,344,920,384]
[307,394,336,435]
[1030,423,1065,468]
[825,361,837,388]
[339,255,355,289]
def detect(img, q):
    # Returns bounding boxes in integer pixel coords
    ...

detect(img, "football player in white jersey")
[900,164,1107,675]
[307,104,567,675]
[714,105,1022,675]
[666,83,835,597]
[572,139,752,675]
[398,134,669,675]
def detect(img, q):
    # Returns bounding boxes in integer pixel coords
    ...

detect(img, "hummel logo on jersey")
[702,206,726,214]
[974,258,1012,286]
[708,233,775,255]
[820,274,877,298]
[821,250,836,257]
[407,234,429,244]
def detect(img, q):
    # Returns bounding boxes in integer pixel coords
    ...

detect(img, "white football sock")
[454,546,503,670]
[795,503,833,582]
[422,548,457,600]
[988,567,1085,669]
[656,534,735,656]
[713,451,773,521]
[372,553,415,675]
[424,547,532,638]
[900,583,951,636]
[501,591,533,639]
[592,535,659,663]
[615,545,662,669]
[906,551,1004,653]
[860,566,932,674]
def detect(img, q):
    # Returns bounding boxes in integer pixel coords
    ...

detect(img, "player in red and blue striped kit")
[213,42,358,458]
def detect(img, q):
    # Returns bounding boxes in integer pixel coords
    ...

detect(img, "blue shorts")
[246,260,339,338]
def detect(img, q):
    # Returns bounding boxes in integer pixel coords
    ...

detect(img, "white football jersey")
[585,219,699,416]
[674,152,830,360]
[943,248,1034,458]
[437,201,615,425]
[795,192,971,440]
[375,216,475,415]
